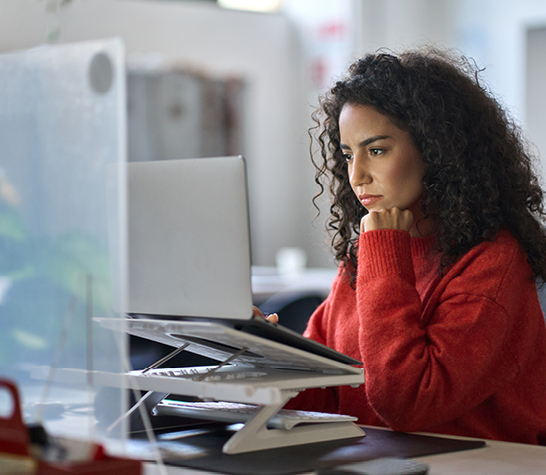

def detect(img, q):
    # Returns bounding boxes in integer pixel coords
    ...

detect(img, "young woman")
[283,49,546,444]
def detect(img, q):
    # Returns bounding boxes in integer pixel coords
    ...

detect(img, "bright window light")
[218,0,282,13]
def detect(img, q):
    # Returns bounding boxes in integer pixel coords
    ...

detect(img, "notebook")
[126,156,361,366]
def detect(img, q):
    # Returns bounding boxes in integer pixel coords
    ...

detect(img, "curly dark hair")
[311,48,546,284]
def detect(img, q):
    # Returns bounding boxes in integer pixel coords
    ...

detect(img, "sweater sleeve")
[283,297,339,413]
[357,229,522,432]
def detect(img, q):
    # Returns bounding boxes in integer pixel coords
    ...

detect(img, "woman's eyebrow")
[340,135,390,150]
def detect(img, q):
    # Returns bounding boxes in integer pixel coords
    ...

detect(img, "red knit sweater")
[288,229,546,444]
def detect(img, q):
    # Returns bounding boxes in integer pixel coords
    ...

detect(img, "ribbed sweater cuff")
[358,229,414,280]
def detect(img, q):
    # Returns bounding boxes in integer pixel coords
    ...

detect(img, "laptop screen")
[127,156,254,320]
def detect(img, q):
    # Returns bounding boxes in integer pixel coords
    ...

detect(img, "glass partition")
[0,38,128,445]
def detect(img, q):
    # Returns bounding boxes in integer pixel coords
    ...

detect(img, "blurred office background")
[1,0,546,271]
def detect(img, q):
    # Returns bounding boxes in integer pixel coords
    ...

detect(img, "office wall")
[0,0,315,267]
[453,0,546,123]
[353,0,458,54]
[527,27,546,185]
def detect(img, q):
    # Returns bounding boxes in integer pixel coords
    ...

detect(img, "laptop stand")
[187,392,365,454]
[96,317,366,454]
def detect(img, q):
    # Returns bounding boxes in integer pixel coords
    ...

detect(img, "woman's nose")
[349,158,371,187]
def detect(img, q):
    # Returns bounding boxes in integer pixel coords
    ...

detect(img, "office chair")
[536,278,546,323]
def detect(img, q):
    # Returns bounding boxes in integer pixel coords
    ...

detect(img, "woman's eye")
[342,152,353,161]
[370,148,384,156]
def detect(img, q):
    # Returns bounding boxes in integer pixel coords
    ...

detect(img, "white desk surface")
[416,436,546,474]
[142,431,546,474]
[251,266,337,301]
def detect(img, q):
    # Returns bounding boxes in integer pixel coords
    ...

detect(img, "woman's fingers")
[253,306,279,324]
[266,313,279,324]
[361,207,413,233]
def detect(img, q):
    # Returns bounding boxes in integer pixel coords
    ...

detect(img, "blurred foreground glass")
[0,39,128,446]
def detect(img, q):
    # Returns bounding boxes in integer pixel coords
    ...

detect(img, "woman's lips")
[359,194,382,206]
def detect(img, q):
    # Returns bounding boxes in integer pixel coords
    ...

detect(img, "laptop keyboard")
[154,400,358,430]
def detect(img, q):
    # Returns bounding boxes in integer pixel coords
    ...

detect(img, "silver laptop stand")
[99,318,366,454]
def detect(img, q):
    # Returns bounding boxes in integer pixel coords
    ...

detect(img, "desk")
[251,266,337,304]
[416,436,546,474]
[142,432,546,474]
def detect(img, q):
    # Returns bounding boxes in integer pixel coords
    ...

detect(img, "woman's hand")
[361,207,413,234]
[253,306,279,324]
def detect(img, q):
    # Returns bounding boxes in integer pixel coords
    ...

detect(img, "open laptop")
[126,156,360,366]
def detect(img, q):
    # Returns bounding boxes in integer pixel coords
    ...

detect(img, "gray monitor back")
[127,156,254,320]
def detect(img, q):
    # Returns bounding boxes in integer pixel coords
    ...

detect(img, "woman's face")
[339,103,426,228]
